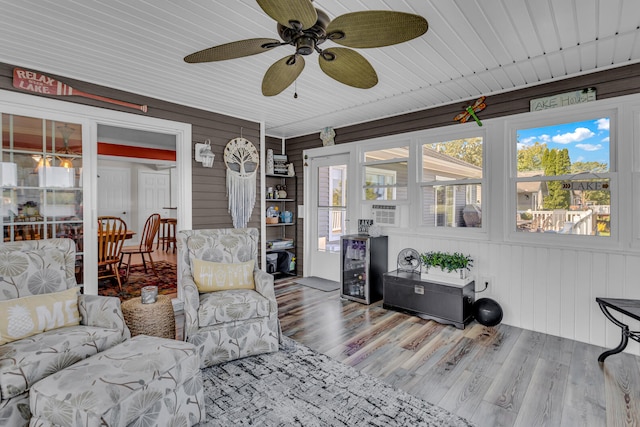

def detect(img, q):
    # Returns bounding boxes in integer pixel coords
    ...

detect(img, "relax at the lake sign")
[530,88,596,111]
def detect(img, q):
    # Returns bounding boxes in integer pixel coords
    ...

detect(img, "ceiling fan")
[184,0,428,96]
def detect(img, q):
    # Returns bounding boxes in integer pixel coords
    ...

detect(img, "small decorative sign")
[562,181,610,191]
[530,87,596,112]
[358,219,373,234]
[12,68,148,112]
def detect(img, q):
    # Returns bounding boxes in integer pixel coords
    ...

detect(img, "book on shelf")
[267,238,294,249]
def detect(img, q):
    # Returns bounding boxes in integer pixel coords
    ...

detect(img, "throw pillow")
[192,258,255,292]
[0,287,80,345]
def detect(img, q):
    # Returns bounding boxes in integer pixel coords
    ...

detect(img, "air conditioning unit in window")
[371,204,398,227]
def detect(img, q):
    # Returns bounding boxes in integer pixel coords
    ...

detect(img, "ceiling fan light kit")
[184,0,428,96]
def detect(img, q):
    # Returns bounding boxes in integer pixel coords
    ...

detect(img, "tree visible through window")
[515,117,611,236]
[420,137,484,228]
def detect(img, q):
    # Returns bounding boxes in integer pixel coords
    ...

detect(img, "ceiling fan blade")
[319,48,378,89]
[256,0,318,30]
[326,11,428,48]
[184,38,280,63]
[262,55,305,96]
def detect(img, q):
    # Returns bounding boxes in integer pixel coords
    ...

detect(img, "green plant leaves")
[419,251,473,272]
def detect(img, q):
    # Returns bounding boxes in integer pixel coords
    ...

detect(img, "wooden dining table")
[98,230,135,239]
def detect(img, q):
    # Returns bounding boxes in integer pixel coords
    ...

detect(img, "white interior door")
[138,170,171,237]
[308,153,350,282]
[98,166,131,226]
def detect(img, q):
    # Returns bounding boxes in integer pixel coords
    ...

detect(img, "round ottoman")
[122,294,176,339]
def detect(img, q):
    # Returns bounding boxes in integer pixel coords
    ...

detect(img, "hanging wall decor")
[12,68,148,112]
[454,96,486,127]
[320,127,336,146]
[224,137,259,228]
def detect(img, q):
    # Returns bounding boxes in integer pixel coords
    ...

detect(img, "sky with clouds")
[517,117,610,167]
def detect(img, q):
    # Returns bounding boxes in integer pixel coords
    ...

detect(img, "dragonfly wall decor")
[454,96,486,126]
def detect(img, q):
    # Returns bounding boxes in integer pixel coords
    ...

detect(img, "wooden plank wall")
[283,63,640,354]
[316,62,640,145]
[285,62,640,273]
[0,62,262,231]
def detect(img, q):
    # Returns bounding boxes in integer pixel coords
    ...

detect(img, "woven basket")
[266,217,279,224]
[122,295,176,339]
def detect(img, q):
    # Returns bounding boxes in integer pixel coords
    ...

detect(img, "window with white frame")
[362,146,408,201]
[514,117,611,236]
[420,137,483,228]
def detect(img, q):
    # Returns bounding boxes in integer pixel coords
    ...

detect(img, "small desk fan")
[397,248,421,273]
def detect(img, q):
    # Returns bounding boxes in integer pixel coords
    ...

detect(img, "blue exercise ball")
[473,298,503,326]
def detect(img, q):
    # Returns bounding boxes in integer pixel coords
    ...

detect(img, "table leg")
[598,326,630,363]
[598,302,631,362]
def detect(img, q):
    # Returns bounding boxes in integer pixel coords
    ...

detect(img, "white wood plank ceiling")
[0,0,638,138]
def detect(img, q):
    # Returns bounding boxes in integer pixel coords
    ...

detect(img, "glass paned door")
[309,153,349,281]
[1,113,84,282]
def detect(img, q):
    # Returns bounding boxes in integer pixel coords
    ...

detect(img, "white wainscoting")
[386,233,640,356]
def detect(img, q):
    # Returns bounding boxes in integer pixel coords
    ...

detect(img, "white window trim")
[361,142,410,203]
[0,89,193,294]
[506,103,621,249]
[416,129,488,236]
[364,165,399,201]
[630,106,640,249]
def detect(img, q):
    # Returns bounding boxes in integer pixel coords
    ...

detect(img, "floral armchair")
[0,238,130,427]
[177,228,281,368]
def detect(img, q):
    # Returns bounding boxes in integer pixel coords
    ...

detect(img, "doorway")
[307,153,350,282]
[0,89,193,295]
[96,126,178,294]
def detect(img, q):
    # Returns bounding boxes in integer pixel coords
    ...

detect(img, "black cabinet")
[383,270,475,329]
[340,234,388,304]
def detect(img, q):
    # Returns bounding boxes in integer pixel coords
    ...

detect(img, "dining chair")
[119,213,161,282]
[97,216,128,292]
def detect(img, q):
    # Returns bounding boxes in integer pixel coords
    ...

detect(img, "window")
[363,146,408,201]
[420,137,483,228]
[1,113,84,279]
[317,164,347,253]
[515,117,611,236]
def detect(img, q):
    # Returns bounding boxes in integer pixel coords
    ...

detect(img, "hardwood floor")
[124,245,176,266]
[275,278,640,427]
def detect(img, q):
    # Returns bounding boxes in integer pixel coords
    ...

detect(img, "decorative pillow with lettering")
[0,287,80,345]
[192,259,255,293]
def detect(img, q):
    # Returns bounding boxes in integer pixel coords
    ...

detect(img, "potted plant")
[420,251,473,280]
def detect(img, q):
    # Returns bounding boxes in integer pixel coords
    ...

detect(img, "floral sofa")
[177,228,281,368]
[0,238,130,426]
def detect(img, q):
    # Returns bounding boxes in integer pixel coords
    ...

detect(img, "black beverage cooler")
[340,234,388,304]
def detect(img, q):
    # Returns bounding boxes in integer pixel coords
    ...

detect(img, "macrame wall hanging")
[224,137,259,229]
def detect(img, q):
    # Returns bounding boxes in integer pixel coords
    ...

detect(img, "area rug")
[200,336,474,426]
[295,276,341,292]
[98,260,176,300]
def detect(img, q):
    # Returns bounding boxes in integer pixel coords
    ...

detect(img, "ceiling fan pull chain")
[294,80,298,99]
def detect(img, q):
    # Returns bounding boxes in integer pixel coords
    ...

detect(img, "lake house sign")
[530,87,596,112]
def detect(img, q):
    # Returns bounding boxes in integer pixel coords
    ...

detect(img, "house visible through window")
[515,117,611,236]
[363,146,408,201]
[317,164,347,253]
[420,137,483,228]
